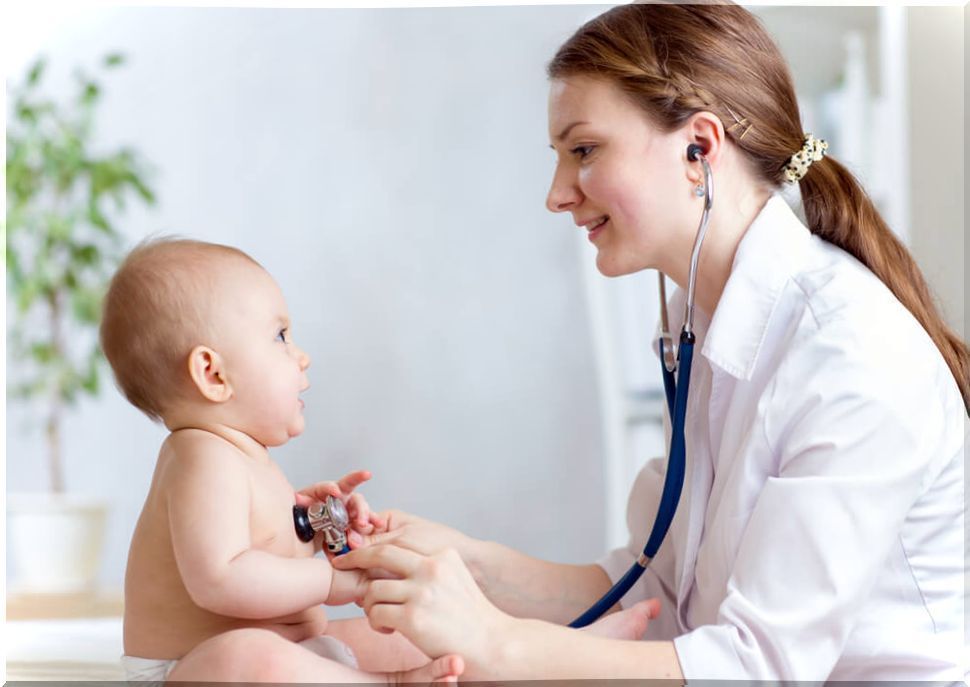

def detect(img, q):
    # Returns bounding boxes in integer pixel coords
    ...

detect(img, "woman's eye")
[572,145,595,159]
[276,328,288,343]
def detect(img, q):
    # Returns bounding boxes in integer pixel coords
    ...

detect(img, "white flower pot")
[7,493,108,593]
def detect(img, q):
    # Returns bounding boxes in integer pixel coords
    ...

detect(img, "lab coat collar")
[700,194,811,380]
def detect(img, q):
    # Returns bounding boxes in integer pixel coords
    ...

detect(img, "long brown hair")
[548,2,969,413]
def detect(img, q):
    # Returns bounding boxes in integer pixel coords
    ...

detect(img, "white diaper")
[120,654,175,682]
[121,634,358,681]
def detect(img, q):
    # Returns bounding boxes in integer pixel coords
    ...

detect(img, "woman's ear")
[684,111,725,180]
[187,345,233,403]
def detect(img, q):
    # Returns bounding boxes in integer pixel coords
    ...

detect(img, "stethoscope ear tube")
[644,332,692,558]
[568,335,693,628]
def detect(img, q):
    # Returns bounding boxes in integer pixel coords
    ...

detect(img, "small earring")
[693,183,705,198]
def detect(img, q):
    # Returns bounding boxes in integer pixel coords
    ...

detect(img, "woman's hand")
[358,509,475,561]
[295,470,387,549]
[332,543,509,669]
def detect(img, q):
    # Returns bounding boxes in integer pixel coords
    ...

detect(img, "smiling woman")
[329,2,967,681]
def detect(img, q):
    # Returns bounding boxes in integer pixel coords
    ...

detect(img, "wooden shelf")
[6,589,124,620]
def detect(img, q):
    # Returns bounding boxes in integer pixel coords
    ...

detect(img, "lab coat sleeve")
[596,456,680,641]
[673,322,952,679]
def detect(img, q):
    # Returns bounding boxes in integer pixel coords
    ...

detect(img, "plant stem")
[48,288,65,494]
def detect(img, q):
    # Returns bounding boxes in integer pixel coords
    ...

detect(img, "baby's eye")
[276,328,288,343]
[572,145,595,160]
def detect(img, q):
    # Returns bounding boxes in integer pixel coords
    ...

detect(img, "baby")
[100,238,464,683]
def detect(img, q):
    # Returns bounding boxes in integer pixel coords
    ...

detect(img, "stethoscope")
[569,143,713,628]
[293,496,352,555]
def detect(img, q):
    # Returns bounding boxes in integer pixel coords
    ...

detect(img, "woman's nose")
[546,166,581,213]
[298,346,311,371]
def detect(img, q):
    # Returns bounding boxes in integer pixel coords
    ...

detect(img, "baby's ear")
[187,345,233,403]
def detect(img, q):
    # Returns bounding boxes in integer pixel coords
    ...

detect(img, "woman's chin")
[595,253,643,278]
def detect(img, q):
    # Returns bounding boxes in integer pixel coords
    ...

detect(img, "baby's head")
[100,237,311,446]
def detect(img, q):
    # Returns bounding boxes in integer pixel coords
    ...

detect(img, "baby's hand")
[295,470,387,547]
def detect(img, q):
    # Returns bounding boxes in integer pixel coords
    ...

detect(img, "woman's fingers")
[366,603,403,635]
[360,578,410,614]
[333,543,423,578]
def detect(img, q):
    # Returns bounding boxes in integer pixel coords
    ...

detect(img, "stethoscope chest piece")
[293,495,350,554]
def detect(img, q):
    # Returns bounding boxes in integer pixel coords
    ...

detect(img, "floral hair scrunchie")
[783,133,829,183]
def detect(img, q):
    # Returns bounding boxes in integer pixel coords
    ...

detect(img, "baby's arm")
[166,434,365,618]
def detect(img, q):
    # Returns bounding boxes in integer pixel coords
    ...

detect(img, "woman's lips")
[588,218,609,242]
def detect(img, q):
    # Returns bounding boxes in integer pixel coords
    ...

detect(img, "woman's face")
[546,75,693,277]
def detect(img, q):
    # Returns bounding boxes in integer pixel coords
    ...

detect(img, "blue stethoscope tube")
[569,144,712,629]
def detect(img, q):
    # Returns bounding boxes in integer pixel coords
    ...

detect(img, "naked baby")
[100,238,464,683]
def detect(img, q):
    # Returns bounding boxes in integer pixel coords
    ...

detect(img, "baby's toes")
[429,654,464,683]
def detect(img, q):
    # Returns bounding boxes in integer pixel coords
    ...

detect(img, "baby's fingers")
[336,470,372,495]
[347,493,371,529]
[298,481,342,503]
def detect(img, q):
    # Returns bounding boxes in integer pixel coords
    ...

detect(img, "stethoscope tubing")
[568,335,694,628]
[568,148,711,629]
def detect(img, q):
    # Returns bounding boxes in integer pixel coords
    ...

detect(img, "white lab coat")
[597,194,966,680]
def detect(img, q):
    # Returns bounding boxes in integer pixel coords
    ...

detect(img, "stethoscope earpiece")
[686,143,705,161]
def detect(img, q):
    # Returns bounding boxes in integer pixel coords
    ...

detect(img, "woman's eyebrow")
[549,121,589,148]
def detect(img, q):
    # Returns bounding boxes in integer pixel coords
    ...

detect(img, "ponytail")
[799,157,970,415]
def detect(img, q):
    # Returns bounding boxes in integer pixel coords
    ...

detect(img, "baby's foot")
[582,598,660,641]
[389,654,464,684]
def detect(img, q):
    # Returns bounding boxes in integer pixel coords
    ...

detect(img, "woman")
[332,2,968,681]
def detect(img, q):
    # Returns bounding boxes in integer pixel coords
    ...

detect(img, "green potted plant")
[6,52,156,593]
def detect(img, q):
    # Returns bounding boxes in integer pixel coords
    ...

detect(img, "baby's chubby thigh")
[165,627,362,682]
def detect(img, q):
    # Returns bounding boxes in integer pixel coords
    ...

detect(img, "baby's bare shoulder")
[158,429,250,490]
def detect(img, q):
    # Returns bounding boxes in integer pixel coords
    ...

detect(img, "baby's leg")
[581,598,660,641]
[165,627,462,684]
[326,617,430,672]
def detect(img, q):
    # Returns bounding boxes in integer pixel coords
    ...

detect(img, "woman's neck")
[662,180,771,319]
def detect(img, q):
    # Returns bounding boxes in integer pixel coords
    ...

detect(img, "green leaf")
[26,57,46,87]
[129,171,156,204]
[81,82,100,106]
[16,277,40,312]
[15,102,38,124]
[6,247,23,282]
[81,354,100,394]
[46,213,72,242]
[9,379,48,400]
[73,244,101,265]
[86,201,111,233]
[103,53,125,68]
[30,342,56,364]
[71,286,102,324]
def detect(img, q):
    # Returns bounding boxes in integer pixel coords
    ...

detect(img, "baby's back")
[123,430,326,659]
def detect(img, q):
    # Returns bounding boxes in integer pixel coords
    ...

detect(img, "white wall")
[907,6,965,340]
[5,5,610,600]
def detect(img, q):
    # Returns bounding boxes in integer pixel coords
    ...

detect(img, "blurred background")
[4,2,964,633]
